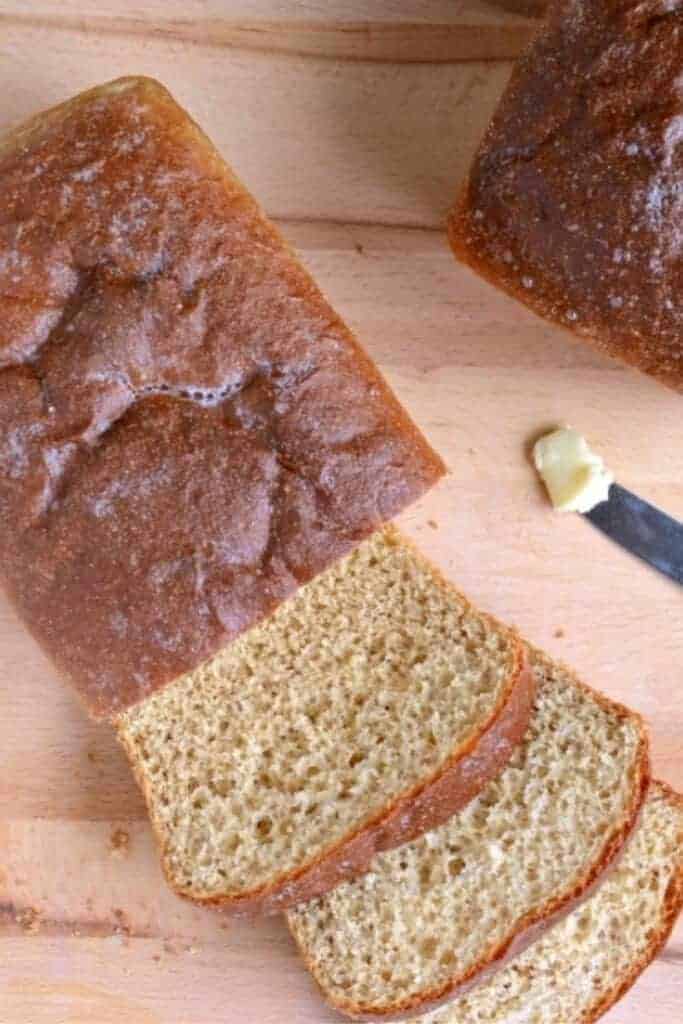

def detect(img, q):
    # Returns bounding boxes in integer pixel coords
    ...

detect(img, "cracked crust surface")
[0,77,444,718]
[449,0,683,392]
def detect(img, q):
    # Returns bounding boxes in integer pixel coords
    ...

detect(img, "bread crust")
[118,578,537,914]
[447,0,683,392]
[0,76,444,720]
[447,190,682,393]
[290,648,652,1019]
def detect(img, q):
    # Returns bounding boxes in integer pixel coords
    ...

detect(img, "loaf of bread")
[393,781,683,1024]
[449,0,683,392]
[0,77,444,719]
[117,528,535,913]
[287,647,650,1018]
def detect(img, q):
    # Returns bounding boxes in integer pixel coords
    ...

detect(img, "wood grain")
[0,4,681,1023]
[1,1,538,62]
[0,20,513,228]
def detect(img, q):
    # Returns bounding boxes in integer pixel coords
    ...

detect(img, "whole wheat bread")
[448,0,683,392]
[287,647,649,1018]
[117,528,534,913]
[398,781,683,1024]
[0,76,443,719]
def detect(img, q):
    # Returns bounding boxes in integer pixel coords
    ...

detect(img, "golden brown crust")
[291,647,652,1019]
[448,0,683,392]
[0,77,444,720]
[117,539,537,915]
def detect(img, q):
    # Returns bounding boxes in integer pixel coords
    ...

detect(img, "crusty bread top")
[449,0,683,392]
[0,77,444,718]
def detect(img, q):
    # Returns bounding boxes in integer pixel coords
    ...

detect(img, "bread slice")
[397,781,683,1024]
[287,648,650,1018]
[117,527,535,914]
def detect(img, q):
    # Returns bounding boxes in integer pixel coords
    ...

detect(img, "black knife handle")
[585,484,683,586]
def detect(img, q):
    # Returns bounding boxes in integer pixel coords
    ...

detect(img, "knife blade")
[584,483,683,586]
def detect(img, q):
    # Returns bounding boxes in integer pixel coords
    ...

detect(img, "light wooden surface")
[0,3,681,1022]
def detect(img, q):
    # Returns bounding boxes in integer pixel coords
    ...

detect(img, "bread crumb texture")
[411,782,683,1024]
[118,529,518,901]
[287,650,646,1015]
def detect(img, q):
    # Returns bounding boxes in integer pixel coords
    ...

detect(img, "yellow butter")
[533,428,613,513]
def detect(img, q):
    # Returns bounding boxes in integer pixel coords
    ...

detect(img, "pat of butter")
[533,428,613,513]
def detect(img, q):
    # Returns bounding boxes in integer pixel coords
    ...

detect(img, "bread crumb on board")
[16,907,41,934]
[162,938,199,956]
[110,827,131,858]
[112,907,132,936]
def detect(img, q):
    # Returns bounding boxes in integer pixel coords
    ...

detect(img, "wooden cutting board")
[1,3,681,1022]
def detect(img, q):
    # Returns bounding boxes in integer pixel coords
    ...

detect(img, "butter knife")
[585,483,683,586]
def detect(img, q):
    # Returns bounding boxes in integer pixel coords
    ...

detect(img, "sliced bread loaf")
[117,528,535,913]
[287,648,650,1018]
[398,780,683,1024]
